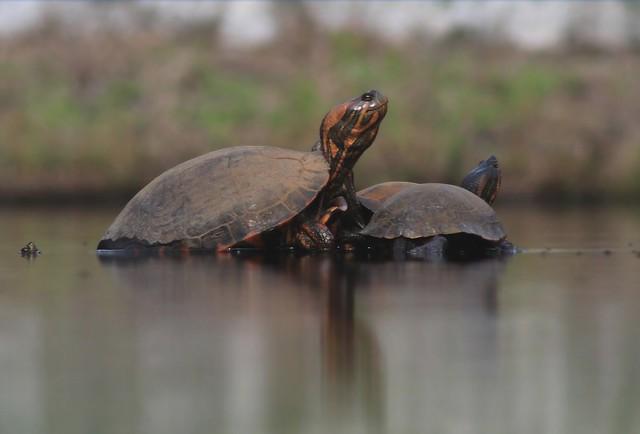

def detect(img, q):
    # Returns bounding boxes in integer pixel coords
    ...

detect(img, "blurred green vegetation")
[1,14,639,204]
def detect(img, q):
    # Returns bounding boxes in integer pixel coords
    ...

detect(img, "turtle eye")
[361,92,374,102]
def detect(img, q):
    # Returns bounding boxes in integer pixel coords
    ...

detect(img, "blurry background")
[1,1,639,204]
[3,4,640,434]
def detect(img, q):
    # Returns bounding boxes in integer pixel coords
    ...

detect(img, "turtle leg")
[336,230,372,252]
[294,198,347,251]
[319,196,348,226]
[296,222,334,250]
[321,196,374,252]
[497,240,518,255]
[405,236,448,260]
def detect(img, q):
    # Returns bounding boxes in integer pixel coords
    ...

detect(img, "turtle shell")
[360,183,505,241]
[98,146,330,251]
[357,181,417,212]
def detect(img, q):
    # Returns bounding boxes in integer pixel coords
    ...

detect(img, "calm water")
[1,206,640,434]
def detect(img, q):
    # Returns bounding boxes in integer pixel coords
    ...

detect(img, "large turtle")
[348,156,514,259]
[97,90,388,252]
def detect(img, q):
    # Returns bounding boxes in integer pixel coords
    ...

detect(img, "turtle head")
[319,90,388,184]
[461,155,501,205]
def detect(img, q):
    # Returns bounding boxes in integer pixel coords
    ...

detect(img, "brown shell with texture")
[360,183,506,241]
[357,181,417,212]
[98,146,330,251]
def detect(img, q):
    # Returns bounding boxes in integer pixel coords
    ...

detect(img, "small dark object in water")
[603,249,612,256]
[20,242,41,257]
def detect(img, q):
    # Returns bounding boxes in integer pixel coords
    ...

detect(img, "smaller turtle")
[357,155,500,215]
[20,242,41,257]
[348,156,514,259]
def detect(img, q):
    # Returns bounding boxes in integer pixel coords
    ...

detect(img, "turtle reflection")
[97,252,507,432]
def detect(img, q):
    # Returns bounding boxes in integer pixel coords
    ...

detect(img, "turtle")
[346,156,514,259]
[357,155,500,214]
[97,90,388,252]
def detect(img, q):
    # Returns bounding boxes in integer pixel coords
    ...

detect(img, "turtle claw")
[352,211,366,230]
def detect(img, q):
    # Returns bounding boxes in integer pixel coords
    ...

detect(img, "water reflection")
[94,251,509,434]
[267,256,386,432]
[1,207,640,433]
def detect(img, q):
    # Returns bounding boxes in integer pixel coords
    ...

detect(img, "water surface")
[1,207,640,434]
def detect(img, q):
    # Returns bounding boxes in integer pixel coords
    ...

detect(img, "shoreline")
[1,191,638,208]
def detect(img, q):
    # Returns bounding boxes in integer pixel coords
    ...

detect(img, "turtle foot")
[404,236,448,261]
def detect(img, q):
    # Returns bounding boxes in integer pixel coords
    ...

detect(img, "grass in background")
[1,13,639,204]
